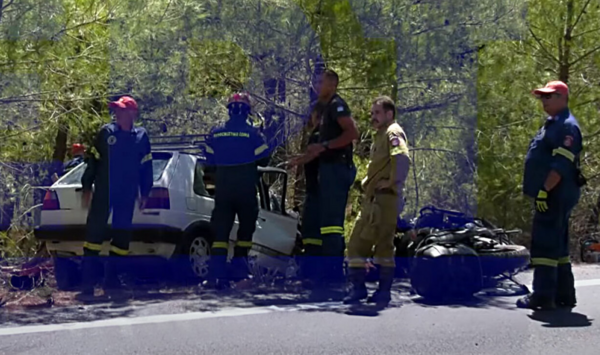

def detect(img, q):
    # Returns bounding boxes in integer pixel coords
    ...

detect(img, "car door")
[190,157,241,254]
[252,171,298,257]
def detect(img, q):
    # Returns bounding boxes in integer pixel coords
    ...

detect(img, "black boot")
[516,265,557,310]
[367,267,394,306]
[202,254,230,290]
[343,267,368,304]
[516,293,556,310]
[229,257,250,282]
[556,263,576,308]
[103,256,126,298]
[79,256,101,298]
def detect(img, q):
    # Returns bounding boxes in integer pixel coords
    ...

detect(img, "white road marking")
[575,278,600,288]
[0,307,272,337]
[1,278,600,337]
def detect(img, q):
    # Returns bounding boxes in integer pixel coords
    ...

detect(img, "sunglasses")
[538,93,560,100]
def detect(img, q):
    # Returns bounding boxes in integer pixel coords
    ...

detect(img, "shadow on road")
[529,309,593,328]
[412,294,518,310]
[1,267,532,326]
[411,282,528,311]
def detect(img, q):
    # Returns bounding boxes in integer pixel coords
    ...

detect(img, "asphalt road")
[1,265,599,355]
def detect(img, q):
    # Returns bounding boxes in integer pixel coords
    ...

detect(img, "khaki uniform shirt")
[361,122,410,197]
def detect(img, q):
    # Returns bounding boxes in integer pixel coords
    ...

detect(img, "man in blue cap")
[202,92,271,289]
[518,80,585,310]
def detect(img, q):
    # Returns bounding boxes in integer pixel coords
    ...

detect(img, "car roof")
[152,149,287,175]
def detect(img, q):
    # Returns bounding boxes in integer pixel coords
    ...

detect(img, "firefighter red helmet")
[72,143,85,155]
[227,92,251,108]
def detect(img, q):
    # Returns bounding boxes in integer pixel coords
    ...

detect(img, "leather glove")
[535,189,548,213]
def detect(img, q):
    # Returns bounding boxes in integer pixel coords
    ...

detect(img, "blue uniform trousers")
[84,183,138,256]
[530,186,579,300]
[302,161,356,283]
[208,174,259,280]
[82,183,138,289]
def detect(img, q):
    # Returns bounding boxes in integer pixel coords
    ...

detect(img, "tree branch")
[50,15,111,41]
[571,0,592,32]
[572,26,600,39]
[0,0,15,23]
[569,44,600,66]
[527,24,561,64]
[397,94,463,114]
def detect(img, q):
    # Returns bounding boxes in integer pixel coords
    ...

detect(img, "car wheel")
[188,235,211,279]
[172,230,212,283]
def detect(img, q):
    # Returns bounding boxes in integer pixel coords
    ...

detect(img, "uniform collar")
[227,116,249,126]
[112,122,135,132]
[547,107,570,122]
[377,121,393,135]
[544,107,569,127]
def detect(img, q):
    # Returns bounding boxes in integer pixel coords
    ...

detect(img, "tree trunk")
[52,118,69,162]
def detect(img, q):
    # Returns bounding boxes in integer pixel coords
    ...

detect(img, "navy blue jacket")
[64,156,84,174]
[523,108,582,198]
[204,116,270,190]
[82,122,153,198]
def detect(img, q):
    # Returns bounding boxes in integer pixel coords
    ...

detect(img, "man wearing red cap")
[519,80,585,310]
[79,95,154,299]
[63,144,86,174]
[201,92,271,289]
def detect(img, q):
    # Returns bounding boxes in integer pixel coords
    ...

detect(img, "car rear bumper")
[34,224,183,245]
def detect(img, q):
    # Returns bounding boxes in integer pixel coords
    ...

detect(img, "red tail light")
[42,190,60,210]
[145,187,170,209]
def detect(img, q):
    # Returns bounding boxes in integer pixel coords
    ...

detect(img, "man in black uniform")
[292,69,359,290]
[296,107,323,281]
[79,96,153,298]
[202,92,271,289]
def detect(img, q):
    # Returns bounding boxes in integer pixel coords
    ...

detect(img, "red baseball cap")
[532,81,569,96]
[109,96,138,110]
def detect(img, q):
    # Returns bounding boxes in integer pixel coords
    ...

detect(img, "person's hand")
[81,191,92,209]
[139,196,148,211]
[535,189,548,212]
[51,173,59,183]
[289,153,315,167]
[307,143,326,157]
[288,155,305,167]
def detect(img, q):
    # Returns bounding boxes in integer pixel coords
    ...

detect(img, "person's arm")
[307,101,359,156]
[139,129,154,200]
[203,129,216,167]
[254,130,271,167]
[544,123,582,192]
[81,128,105,193]
[378,130,410,190]
[323,101,359,148]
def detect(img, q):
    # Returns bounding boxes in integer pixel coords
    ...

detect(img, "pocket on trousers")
[368,200,381,226]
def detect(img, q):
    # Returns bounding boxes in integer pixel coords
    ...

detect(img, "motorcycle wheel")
[477,244,530,278]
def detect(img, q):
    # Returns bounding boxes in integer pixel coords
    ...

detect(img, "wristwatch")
[321,141,330,150]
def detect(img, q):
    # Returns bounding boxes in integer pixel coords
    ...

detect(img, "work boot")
[202,254,229,290]
[556,263,577,308]
[229,257,250,282]
[343,267,368,304]
[78,256,102,301]
[367,267,394,307]
[516,293,556,310]
[516,265,557,310]
[103,257,127,299]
